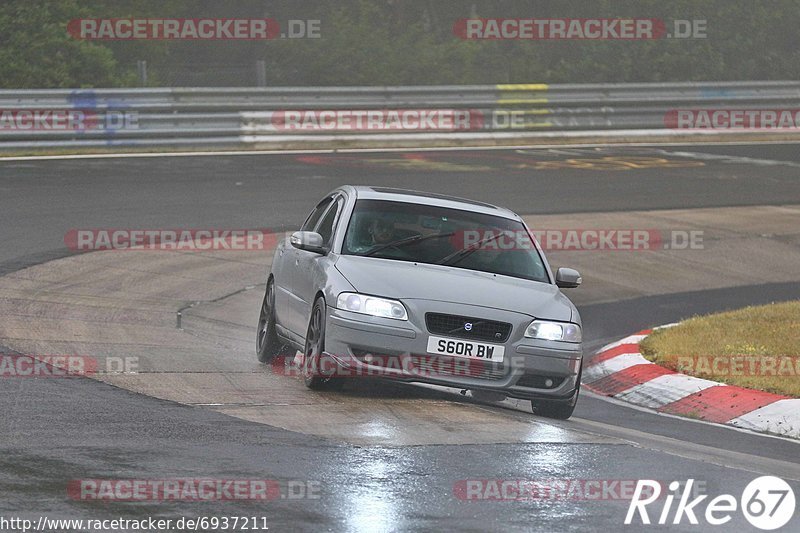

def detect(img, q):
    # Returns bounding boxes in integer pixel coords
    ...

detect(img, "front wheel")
[302,297,342,390]
[256,280,294,363]
[530,369,581,420]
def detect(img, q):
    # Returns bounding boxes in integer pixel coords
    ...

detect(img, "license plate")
[426,336,505,362]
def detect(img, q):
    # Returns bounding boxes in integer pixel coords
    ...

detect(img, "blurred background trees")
[1,0,798,87]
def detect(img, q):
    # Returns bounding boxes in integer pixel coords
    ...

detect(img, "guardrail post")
[256,60,267,87]
[137,60,148,87]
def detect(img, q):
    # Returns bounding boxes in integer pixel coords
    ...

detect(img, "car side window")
[301,196,334,231]
[315,196,344,246]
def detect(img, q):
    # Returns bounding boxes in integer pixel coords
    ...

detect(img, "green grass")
[639,301,800,397]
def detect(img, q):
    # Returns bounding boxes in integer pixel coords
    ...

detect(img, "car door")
[285,194,340,336]
[290,194,345,338]
[276,195,335,335]
[270,235,293,331]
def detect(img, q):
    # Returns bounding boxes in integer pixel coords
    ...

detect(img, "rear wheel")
[256,280,294,363]
[302,297,342,390]
[530,369,581,420]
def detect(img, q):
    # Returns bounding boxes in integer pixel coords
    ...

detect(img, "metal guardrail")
[1,81,799,150]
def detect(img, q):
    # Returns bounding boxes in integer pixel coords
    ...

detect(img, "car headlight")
[336,292,408,320]
[524,320,582,343]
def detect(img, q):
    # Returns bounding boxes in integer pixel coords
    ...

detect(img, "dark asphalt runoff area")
[1,143,799,532]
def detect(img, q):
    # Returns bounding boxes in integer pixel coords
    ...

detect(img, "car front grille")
[425,313,512,343]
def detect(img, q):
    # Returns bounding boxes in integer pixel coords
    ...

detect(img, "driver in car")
[368,218,398,245]
[355,216,426,256]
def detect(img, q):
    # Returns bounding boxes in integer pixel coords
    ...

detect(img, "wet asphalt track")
[1,143,800,532]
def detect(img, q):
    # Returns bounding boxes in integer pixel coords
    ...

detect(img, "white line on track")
[581,389,800,447]
[2,140,800,162]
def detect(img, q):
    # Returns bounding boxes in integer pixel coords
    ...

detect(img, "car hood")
[334,255,574,321]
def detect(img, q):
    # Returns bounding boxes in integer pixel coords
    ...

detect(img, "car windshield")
[342,199,549,283]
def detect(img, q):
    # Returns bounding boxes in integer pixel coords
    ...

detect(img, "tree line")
[1,0,798,88]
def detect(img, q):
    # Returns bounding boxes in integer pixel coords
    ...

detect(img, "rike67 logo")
[626,477,796,530]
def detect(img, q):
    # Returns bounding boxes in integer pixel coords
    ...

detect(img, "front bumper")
[322,300,582,400]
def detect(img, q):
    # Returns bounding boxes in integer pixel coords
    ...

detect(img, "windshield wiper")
[364,232,454,257]
[436,231,504,266]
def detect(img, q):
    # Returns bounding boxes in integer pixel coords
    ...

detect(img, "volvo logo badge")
[464,322,473,331]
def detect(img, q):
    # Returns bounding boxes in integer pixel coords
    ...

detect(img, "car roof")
[344,185,520,220]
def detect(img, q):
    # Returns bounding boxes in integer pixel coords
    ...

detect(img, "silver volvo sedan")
[256,186,584,419]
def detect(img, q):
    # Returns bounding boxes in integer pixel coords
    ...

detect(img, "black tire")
[530,369,582,420]
[302,297,343,390]
[256,280,294,363]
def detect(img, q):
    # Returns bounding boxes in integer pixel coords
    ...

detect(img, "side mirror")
[555,267,582,288]
[290,231,327,255]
